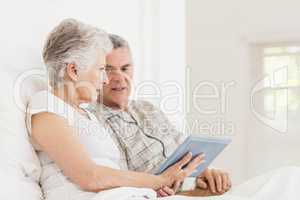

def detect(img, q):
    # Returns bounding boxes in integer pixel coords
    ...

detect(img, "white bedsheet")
[166,166,300,200]
[86,166,300,200]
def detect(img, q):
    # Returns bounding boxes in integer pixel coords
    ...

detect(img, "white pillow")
[0,68,46,200]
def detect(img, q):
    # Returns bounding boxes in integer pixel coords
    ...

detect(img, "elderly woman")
[26,19,204,200]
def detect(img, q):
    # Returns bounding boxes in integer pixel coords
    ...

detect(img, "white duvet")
[88,166,300,200]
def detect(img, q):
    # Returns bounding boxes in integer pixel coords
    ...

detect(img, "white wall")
[186,0,300,184]
[133,0,186,130]
[0,0,186,126]
[0,0,141,71]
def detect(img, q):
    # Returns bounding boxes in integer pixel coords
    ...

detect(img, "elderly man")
[89,34,231,197]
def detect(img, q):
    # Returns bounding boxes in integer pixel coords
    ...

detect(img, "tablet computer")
[156,136,231,177]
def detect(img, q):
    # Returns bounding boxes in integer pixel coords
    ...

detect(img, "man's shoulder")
[86,103,97,113]
[130,99,154,107]
[129,99,160,114]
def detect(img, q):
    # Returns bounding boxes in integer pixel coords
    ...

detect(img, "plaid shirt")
[88,100,187,174]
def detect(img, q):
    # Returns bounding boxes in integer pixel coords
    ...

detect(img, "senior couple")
[27,19,231,200]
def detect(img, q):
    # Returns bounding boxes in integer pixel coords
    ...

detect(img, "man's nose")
[102,70,109,85]
[107,69,124,81]
[108,68,123,75]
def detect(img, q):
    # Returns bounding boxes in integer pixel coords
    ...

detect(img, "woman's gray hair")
[43,18,112,87]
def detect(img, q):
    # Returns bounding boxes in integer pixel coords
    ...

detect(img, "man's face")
[101,47,133,109]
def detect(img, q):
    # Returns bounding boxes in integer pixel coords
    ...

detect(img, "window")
[262,45,300,112]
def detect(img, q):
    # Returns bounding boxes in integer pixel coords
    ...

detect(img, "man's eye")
[122,67,129,71]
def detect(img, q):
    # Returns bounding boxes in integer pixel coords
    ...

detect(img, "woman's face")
[75,51,108,103]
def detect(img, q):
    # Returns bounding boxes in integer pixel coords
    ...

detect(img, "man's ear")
[66,63,78,82]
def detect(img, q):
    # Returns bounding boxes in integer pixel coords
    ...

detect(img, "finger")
[196,178,208,189]
[206,170,216,193]
[172,181,182,193]
[174,152,193,169]
[184,154,205,175]
[198,168,209,178]
[163,186,175,195]
[221,172,231,190]
[222,173,228,191]
[156,190,162,197]
[213,170,223,193]
[158,189,169,197]
[157,191,162,198]
[226,173,232,190]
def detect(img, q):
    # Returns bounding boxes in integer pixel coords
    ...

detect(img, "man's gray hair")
[43,18,112,87]
[109,34,130,50]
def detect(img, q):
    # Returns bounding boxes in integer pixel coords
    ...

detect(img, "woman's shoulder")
[28,90,51,114]
[27,90,72,121]
[29,89,49,103]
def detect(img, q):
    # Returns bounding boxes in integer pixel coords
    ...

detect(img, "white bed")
[84,166,299,200]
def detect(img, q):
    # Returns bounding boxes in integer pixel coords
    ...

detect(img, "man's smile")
[111,86,126,91]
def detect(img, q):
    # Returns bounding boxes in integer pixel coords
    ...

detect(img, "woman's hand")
[156,181,181,197]
[160,152,205,187]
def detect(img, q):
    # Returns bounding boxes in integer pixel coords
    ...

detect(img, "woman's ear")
[66,63,78,82]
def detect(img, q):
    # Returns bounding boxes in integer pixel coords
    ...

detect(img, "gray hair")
[109,34,130,50]
[43,18,112,87]
[108,34,133,65]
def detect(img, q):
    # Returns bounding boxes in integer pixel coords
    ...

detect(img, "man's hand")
[196,168,231,194]
[157,168,231,198]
